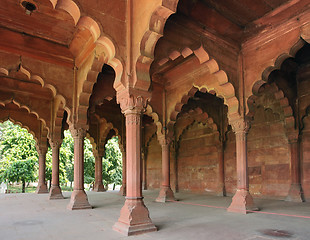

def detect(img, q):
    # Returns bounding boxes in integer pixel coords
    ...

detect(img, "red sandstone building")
[0,0,310,236]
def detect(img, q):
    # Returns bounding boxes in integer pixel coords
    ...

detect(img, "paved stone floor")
[0,190,309,240]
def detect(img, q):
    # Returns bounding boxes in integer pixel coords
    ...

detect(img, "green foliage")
[0,121,121,191]
[45,130,95,185]
[84,137,95,184]
[0,121,38,192]
[102,137,122,186]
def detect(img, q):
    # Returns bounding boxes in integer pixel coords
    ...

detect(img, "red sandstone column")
[67,128,92,210]
[35,145,48,194]
[142,150,147,190]
[217,143,226,196]
[93,152,106,192]
[156,137,175,202]
[49,139,64,199]
[286,131,304,202]
[113,105,156,235]
[227,119,258,214]
[119,147,126,196]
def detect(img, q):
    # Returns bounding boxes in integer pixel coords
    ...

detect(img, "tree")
[45,130,95,188]
[0,120,38,192]
[102,137,122,188]
[84,137,95,185]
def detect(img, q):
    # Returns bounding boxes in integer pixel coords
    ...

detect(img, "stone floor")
[0,190,309,240]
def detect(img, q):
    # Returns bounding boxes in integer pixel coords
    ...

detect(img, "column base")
[155,186,175,202]
[67,189,92,210]
[285,183,304,202]
[35,183,49,194]
[118,184,126,196]
[227,189,259,214]
[93,182,106,192]
[113,198,157,236]
[49,185,64,200]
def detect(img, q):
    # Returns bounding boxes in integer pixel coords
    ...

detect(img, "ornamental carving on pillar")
[69,127,86,139]
[35,144,48,156]
[158,134,172,146]
[126,114,141,125]
[49,139,63,149]
[116,88,151,114]
[231,118,250,135]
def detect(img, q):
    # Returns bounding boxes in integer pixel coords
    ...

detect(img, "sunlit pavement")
[1,190,310,240]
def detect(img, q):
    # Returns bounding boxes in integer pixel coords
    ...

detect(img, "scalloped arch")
[0,99,49,135]
[91,115,122,155]
[175,107,218,143]
[145,104,164,137]
[77,36,123,128]
[164,46,239,132]
[0,65,70,132]
[48,0,80,25]
[0,117,38,143]
[85,132,98,157]
[247,83,295,131]
[248,39,306,113]
[130,0,179,91]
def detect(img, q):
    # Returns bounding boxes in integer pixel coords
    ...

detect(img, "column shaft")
[113,110,156,235]
[156,142,175,202]
[36,147,48,194]
[217,143,226,196]
[67,128,91,210]
[227,120,258,214]
[49,139,64,199]
[286,135,304,202]
[119,149,126,196]
[93,154,105,192]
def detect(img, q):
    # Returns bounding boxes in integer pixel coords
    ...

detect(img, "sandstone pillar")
[93,152,106,192]
[156,137,175,202]
[49,139,64,199]
[227,119,258,214]
[217,143,226,196]
[286,131,304,202]
[35,145,48,194]
[67,128,92,210]
[119,147,126,196]
[113,95,156,235]
[142,150,147,190]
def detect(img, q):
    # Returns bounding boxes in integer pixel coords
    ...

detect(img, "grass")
[5,184,74,193]
[6,185,37,193]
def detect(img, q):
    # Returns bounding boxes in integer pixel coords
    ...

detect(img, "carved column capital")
[116,88,151,114]
[158,134,172,147]
[69,127,86,140]
[231,118,250,134]
[49,138,63,149]
[35,144,48,156]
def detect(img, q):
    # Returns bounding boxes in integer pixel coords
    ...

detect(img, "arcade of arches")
[0,0,310,236]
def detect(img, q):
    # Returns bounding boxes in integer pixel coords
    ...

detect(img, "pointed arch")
[145,104,164,138]
[247,83,295,131]
[77,36,123,129]
[175,107,219,143]
[0,101,49,143]
[161,45,239,134]
[130,0,180,91]
[247,39,306,114]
